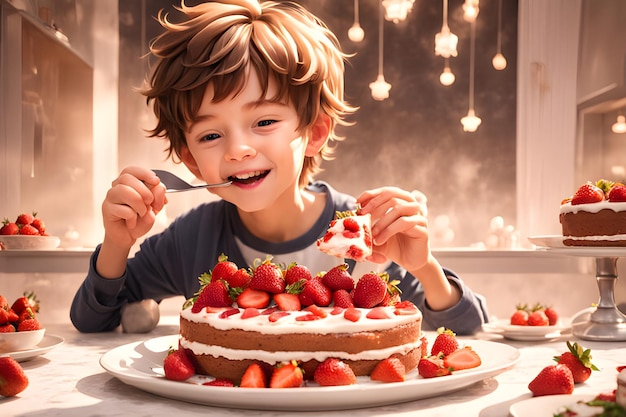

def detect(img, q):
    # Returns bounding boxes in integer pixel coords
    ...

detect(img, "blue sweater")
[70,182,488,334]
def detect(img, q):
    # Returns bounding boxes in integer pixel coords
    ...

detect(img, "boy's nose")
[224,135,257,161]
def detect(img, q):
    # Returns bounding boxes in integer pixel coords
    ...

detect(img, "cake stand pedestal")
[542,245,626,341]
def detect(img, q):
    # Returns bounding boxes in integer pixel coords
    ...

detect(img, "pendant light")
[348,0,365,43]
[492,0,507,70]
[369,1,391,101]
[382,0,415,24]
[462,0,479,23]
[612,110,626,134]
[440,57,455,86]
[435,0,458,58]
[461,20,481,132]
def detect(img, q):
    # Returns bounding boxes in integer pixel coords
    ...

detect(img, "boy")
[70,0,488,334]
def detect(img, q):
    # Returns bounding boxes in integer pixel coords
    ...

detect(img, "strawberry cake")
[559,180,626,247]
[316,211,373,262]
[177,257,423,384]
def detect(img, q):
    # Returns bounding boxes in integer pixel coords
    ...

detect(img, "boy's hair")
[141,0,357,187]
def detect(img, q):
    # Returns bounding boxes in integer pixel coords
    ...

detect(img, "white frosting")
[560,201,626,214]
[180,337,422,363]
[180,306,420,335]
[563,234,626,241]
[316,214,373,261]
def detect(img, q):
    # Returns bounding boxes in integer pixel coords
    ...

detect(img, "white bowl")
[0,329,46,352]
[0,235,60,250]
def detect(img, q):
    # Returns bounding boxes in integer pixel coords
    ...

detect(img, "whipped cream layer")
[563,234,626,241]
[180,306,420,335]
[560,201,626,214]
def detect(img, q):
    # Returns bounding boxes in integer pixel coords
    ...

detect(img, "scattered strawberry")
[321,264,354,291]
[313,358,357,386]
[236,288,270,309]
[371,357,406,383]
[0,356,29,397]
[283,263,312,286]
[269,361,303,388]
[240,307,261,319]
[528,364,574,397]
[553,341,599,383]
[352,272,387,308]
[268,311,290,322]
[273,293,301,311]
[443,347,482,371]
[299,277,332,307]
[0,220,19,236]
[365,306,392,319]
[203,378,234,387]
[240,363,267,388]
[163,349,195,381]
[303,304,327,318]
[571,183,604,205]
[394,300,419,315]
[418,356,451,378]
[430,327,459,356]
[343,307,362,322]
[249,258,285,294]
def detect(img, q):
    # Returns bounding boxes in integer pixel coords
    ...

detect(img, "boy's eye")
[257,119,277,127]
[200,133,221,142]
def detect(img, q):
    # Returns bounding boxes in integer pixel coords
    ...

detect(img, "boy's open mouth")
[228,170,270,184]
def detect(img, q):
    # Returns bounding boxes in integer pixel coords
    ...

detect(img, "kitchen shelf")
[0,248,93,274]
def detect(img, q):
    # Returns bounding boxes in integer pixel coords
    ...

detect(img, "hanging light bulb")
[370,1,391,100]
[461,20,481,132]
[612,112,626,134]
[382,0,415,24]
[435,0,458,58]
[491,0,507,70]
[348,0,365,42]
[462,0,480,22]
[440,58,455,86]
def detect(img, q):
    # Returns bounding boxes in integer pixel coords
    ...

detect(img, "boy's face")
[181,73,313,213]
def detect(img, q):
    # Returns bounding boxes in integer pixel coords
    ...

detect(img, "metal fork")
[152,169,232,193]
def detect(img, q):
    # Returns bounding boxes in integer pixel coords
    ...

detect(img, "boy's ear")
[180,146,202,178]
[305,113,331,157]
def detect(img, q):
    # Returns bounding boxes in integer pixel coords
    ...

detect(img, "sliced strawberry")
[394,301,419,315]
[218,308,240,319]
[295,313,321,321]
[303,304,327,318]
[268,311,290,322]
[163,349,195,381]
[443,347,481,371]
[273,293,301,311]
[269,362,303,388]
[343,307,362,322]
[236,288,270,309]
[366,306,392,319]
[240,363,267,388]
[203,378,235,387]
[418,356,451,378]
[370,357,406,383]
[330,306,345,315]
[240,307,261,319]
[313,358,357,386]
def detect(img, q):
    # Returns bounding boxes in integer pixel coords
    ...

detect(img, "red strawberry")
[211,254,238,283]
[11,292,39,314]
[370,357,406,383]
[321,264,354,291]
[30,217,46,234]
[528,364,574,396]
[528,310,549,326]
[595,390,617,402]
[303,304,328,318]
[192,280,232,312]
[510,309,529,326]
[353,272,387,308]
[366,306,392,319]
[342,217,360,233]
[249,259,285,294]
[418,356,451,378]
[608,184,626,202]
[544,307,559,326]
[299,277,332,307]
[274,293,301,311]
[240,363,267,388]
[571,183,604,205]
[443,347,482,371]
[19,224,39,236]
[15,213,35,226]
[313,358,357,386]
[0,294,8,310]
[227,268,252,288]
[394,300,419,315]
[283,263,312,286]
[430,328,459,356]
[240,307,261,319]
[269,362,303,388]
[0,323,16,332]
[203,378,234,387]
[17,318,41,331]
[268,311,290,322]
[163,349,195,381]
[0,356,29,396]
[236,288,270,309]
[343,307,362,322]
[553,341,599,383]
[332,289,354,308]
[0,220,19,235]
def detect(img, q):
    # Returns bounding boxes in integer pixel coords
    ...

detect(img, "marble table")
[3,317,625,417]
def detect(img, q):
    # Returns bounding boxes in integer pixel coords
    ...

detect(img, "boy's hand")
[101,166,167,249]
[356,187,429,272]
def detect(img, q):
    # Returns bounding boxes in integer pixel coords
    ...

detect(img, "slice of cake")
[316,210,373,262]
[559,179,626,246]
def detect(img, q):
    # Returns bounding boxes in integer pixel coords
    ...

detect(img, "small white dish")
[0,329,46,352]
[0,235,60,250]
[509,394,595,417]
[4,333,64,362]
[482,319,571,341]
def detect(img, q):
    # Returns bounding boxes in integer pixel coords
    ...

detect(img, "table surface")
[2,316,625,417]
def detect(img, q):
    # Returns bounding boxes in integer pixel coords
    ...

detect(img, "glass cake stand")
[533,239,626,341]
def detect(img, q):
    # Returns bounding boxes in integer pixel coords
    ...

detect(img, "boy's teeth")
[235,171,263,180]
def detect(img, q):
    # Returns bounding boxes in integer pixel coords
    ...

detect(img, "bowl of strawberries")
[0,292,45,352]
[0,212,60,250]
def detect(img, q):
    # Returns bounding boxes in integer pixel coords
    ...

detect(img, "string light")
[435,0,458,58]
[348,0,365,42]
[462,0,480,22]
[440,57,455,86]
[492,0,507,70]
[461,20,481,132]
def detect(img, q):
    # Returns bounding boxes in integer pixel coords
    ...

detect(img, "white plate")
[0,235,60,250]
[509,394,595,417]
[0,329,46,352]
[100,335,520,411]
[4,334,64,362]
[528,235,626,257]
[483,319,571,341]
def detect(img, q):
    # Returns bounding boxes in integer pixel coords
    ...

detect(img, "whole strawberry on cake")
[560,179,626,246]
